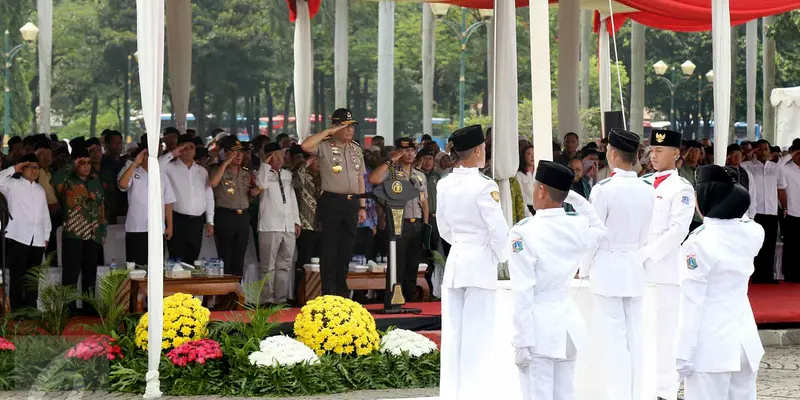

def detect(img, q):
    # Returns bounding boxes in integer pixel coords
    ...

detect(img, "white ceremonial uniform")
[256,164,300,304]
[0,166,51,248]
[640,169,695,400]
[677,218,765,400]
[436,166,510,400]
[583,168,654,400]
[509,191,606,400]
[119,166,176,232]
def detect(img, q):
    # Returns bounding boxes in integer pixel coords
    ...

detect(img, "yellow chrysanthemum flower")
[293,295,380,356]
[135,292,210,350]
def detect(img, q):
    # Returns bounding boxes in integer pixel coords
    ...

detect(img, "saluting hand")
[133,149,148,167]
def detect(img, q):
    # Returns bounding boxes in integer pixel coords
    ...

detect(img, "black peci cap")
[535,160,574,192]
[608,128,640,153]
[650,129,682,148]
[449,125,485,152]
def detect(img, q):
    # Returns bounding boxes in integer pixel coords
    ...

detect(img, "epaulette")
[596,177,612,186]
[515,216,531,226]
[351,140,362,148]
[679,177,691,185]
[478,172,491,180]
[641,173,655,179]
[440,172,450,179]
[689,225,706,236]
[642,180,653,186]
[566,211,579,216]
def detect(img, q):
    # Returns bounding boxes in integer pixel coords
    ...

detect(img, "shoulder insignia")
[515,216,531,226]
[642,180,653,186]
[681,195,691,205]
[351,140,362,148]
[596,177,611,186]
[641,173,655,179]
[743,218,753,223]
[686,254,698,270]
[490,191,500,203]
[566,211,579,216]
[512,237,524,253]
[689,225,706,236]
[478,172,491,180]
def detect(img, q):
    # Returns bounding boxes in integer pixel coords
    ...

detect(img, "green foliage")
[22,253,78,335]
[81,269,131,336]
[0,336,74,391]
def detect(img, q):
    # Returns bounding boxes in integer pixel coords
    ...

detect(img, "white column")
[598,18,612,135]
[334,0,348,108]
[629,22,645,135]
[493,0,519,226]
[557,0,580,138]
[712,0,732,165]
[377,1,395,143]
[762,15,776,143]
[746,20,757,141]
[422,4,434,138]
[37,0,53,134]
[529,0,553,163]
[486,15,494,115]
[166,0,192,133]
[294,1,313,140]
[580,10,591,110]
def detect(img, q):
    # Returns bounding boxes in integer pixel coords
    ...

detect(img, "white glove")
[676,359,694,381]
[514,347,534,372]
[564,190,584,207]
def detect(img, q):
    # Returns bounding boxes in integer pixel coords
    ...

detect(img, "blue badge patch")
[681,196,691,205]
[686,254,698,270]
[512,238,523,253]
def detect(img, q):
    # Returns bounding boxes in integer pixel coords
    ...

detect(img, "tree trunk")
[89,95,99,137]
[282,84,293,135]
[482,59,489,116]
[254,93,261,137]
[197,75,206,137]
[245,96,252,139]
[230,89,237,135]
[319,73,326,129]
[266,78,274,138]
[314,70,321,133]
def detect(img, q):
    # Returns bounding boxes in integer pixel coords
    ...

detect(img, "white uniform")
[436,166,509,400]
[583,168,654,400]
[677,217,765,400]
[640,170,695,400]
[508,191,606,400]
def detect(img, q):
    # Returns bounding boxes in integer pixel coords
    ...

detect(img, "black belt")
[322,191,370,200]
[216,207,249,215]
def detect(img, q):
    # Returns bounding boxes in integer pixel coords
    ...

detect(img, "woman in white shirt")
[515,144,535,215]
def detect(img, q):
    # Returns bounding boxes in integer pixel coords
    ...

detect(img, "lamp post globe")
[430,4,451,17]
[478,8,493,20]
[681,60,696,76]
[19,22,39,42]
[705,69,714,84]
[653,60,668,76]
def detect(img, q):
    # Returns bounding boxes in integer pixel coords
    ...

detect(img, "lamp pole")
[124,52,139,142]
[653,60,695,131]
[432,6,491,128]
[3,24,38,137]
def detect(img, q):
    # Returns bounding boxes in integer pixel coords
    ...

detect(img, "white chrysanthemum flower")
[379,329,438,357]
[248,335,320,367]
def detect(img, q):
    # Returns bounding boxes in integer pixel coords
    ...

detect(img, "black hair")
[609,145,637,165]
[755,139,770,147]
[518,144,533,173]
[7,136,21,146]
[536,181,568,204]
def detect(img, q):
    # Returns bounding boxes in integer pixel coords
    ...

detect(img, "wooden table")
[299,266,430,305]
[129,275,245,313]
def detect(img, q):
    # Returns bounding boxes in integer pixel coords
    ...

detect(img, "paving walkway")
[1,346,798,400]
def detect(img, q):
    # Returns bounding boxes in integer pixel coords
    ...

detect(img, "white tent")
[770,87,800,149]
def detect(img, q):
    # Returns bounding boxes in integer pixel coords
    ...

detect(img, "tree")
[0,0,35,139]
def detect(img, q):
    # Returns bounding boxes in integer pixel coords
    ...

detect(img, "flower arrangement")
[0,338,15,352]
[66,335,123,361]
[166,339,222,367]
[248,335,320,367]
[135,293,211,350]
[294,295,380,356]
[379,329,438,357]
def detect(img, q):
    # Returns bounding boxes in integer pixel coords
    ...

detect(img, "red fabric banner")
[286,0,321,22]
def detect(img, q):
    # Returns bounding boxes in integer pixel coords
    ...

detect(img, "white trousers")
[592,294,643,400]
[440,287,495,400]
[257,231,296,304]
[519,336,577,400]
[648,284,680,400]
[684,349,758,400]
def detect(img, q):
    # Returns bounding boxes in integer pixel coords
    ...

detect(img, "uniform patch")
[681,196,691,205]
[686,254,698,270]
[491,191,500,203]
[512,238,523,253]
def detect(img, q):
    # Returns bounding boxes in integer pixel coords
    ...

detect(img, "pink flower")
[166,339,222,367]
[0,338,15,351]
[65,335,124,361]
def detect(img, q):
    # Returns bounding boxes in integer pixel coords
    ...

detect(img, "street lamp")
[432,6,492,128]
[4,23,38,137]
[124,51,139,140]
[653,59,694,131]
[697,69,714,139]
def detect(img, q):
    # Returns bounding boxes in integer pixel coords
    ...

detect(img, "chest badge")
[391,181,403,194]
[686,254,698,270]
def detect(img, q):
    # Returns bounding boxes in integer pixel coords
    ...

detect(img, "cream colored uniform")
[436,166,510,400]
[509,191,606,400]
[677,218,765,400]
[640,170,695,400]
[582,168,654,400]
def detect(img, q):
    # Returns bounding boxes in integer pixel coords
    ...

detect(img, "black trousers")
[214,208,251,277]
[753,214,779,283]
[62,237,101,299]
[354,227,376,261]
[295,229,322,297]
[316,192,359,297]
[386,219,423,302]
[125,232,149,265]
[5,239,44,310]
[167,212,205,265]
[782,215,800,282]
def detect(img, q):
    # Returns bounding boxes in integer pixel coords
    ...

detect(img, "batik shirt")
[293,164,322,231]
[56,171,106,244]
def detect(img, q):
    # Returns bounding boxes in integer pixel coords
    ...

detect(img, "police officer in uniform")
[300,108,367,296]
[640,130,696,400]
[369,137,429,302]
[209,137,259,276]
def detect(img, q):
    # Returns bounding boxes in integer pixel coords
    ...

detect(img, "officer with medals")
[583,128,654,400]
[639,130,696,400]
[677,165,764,400]
[368,137,429,302]
[436,125,509,400]
[300,108,367,296]
[209,136,259,277]
[509,161,606,400]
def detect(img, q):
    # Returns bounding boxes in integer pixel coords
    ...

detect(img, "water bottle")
[217,259,225,276]
[110,258,118,271]
[358,255,365,265]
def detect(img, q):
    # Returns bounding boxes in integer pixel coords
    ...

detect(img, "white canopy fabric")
[294,1,313,140]
[770,87,800,149]
[712,0,731,166]
[334,0,349,109]
[529,0,554,163]
[37,0,53,134]
[166,0,192,134]
[377,1,396,143]
[136,0,166,398]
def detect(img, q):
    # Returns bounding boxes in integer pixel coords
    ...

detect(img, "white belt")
[534,290,568,303]
[451,233,491,246]
[599,242,639,252]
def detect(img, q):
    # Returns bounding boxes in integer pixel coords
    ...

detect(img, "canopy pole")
[492,0,518,225]
[377,1,395,143]
[166,0,192,133]
[334,0,348,109]
[529,0,553,163]
[630,22,645,136]
[422,4,434,138]
[712,0,732,165]
[37,0,52,134]
[762,15,776,143]
[294,1,313,140]
[557,0,580,139]
[580,10,591,110]
[746,20,757,141]
[598,18,612,136]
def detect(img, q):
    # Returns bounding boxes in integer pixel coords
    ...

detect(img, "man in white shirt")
[118,139,176,266]
[160,135,215,265]
[781,139,800,283]
[0,154,50,309]
[742,139,788,284]
[584,129,655,400]
[256,142,300,305]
